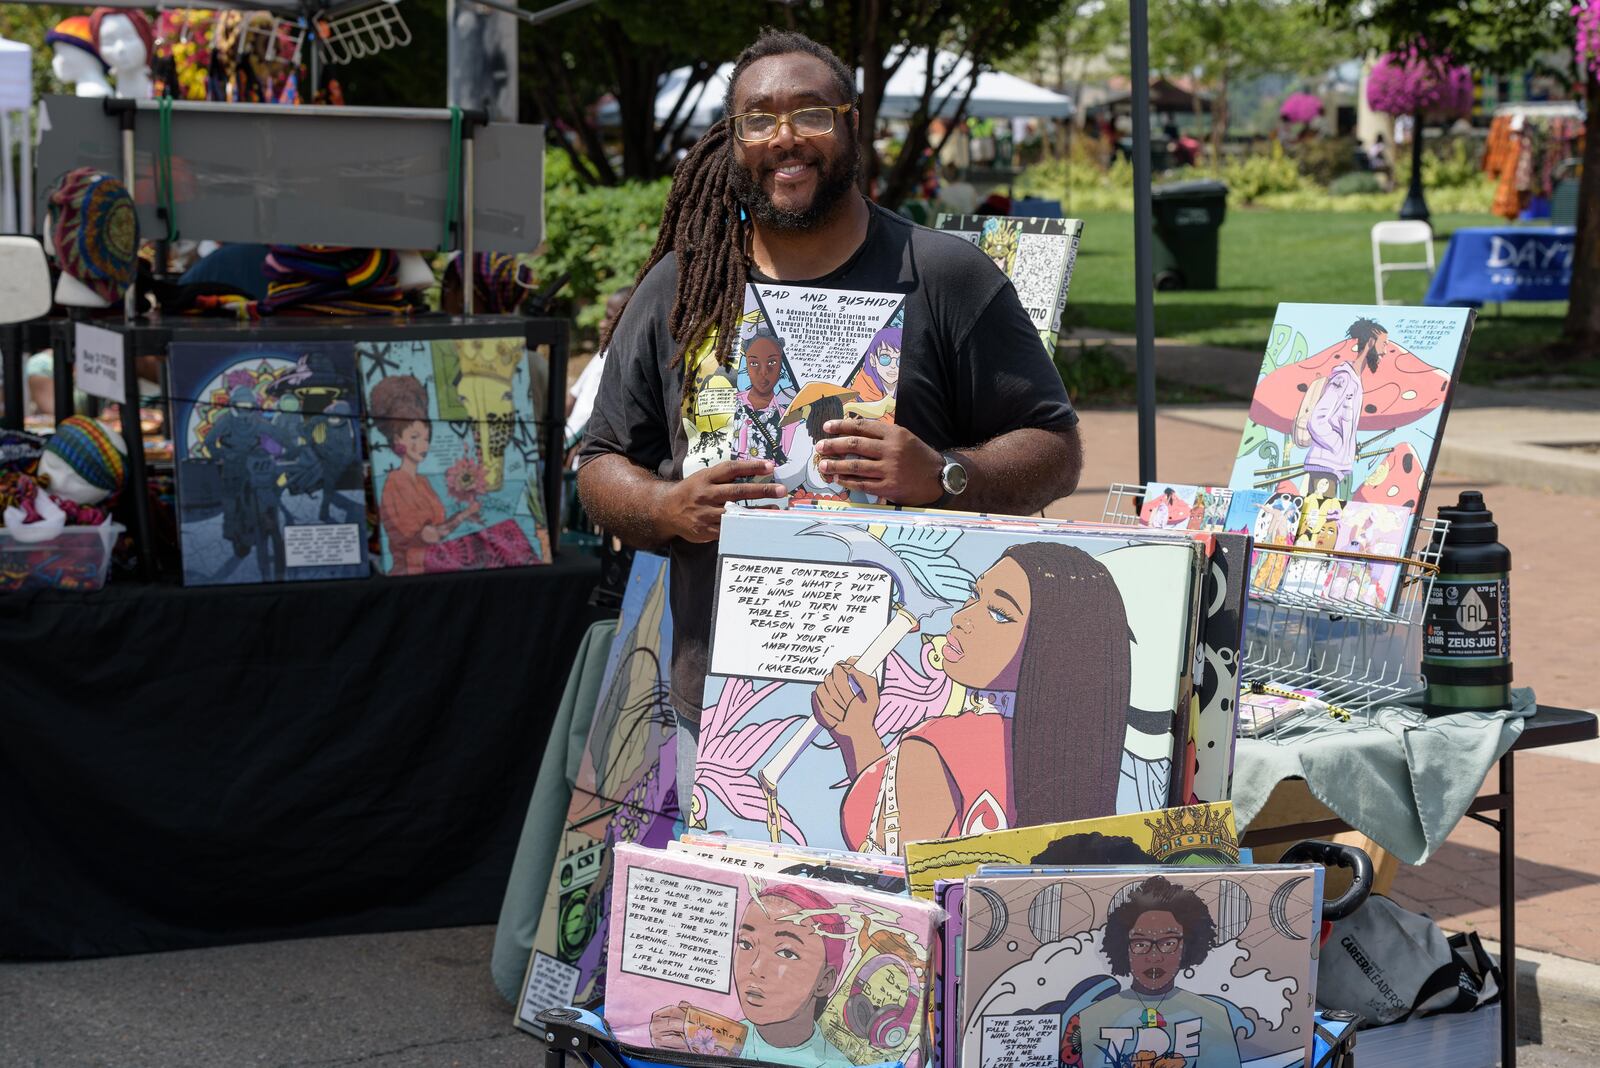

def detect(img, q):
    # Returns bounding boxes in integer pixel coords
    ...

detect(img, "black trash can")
[1150,179,1228,290]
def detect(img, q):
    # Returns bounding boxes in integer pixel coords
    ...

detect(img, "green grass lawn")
[1062,209,1588,385]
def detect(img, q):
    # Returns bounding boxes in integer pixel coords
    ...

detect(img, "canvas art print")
[517,554,677,1029]
[606,844,941,1068]
[1229,304,1472,517]
[170,341,369,586]
[360,337,550,575]
[693,509,1201,854]
[961,866,1323,1068]
[934,214,1084,357]
[679,283,906,506]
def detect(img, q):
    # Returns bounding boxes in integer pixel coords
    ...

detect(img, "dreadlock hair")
[597,28,858,376]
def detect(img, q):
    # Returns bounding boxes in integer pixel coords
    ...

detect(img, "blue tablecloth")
[1425,225,1574,306]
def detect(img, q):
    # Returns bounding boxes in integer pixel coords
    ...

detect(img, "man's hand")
[661,458,786,543]
[813,418,944,506]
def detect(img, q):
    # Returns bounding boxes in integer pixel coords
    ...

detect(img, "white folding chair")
[1371,220,1436,305]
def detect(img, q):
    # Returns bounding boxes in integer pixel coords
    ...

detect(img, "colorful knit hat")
[260,246,410,317]
[444,252,524,314]
[47,168,140,306]
[89,8,156,66]
[46,16,109,72]
[42,416,126,502]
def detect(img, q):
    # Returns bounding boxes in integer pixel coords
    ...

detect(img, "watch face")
[943,461,968,495]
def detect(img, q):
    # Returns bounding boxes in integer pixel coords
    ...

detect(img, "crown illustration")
[1145,806,1240,864]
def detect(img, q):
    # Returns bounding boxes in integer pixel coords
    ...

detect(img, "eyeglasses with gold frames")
[730,102,855,144]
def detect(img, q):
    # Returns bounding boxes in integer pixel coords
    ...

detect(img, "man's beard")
[730,134,861,232]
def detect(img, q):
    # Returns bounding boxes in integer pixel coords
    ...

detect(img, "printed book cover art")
[1182,534,1249,805]
[606,843,941,1068]
[679,282,906,506]
[517,553,677,1031]
[1324,502,1412,609]
[669,836,908,895]
[1229,304,1473,520]
[359,337,550,576]
[1139,484,1200,530]
[1223,488,1305,596]
[923,806,1239,1068]
[961,866,1323,1068]
[934,214,1084,357]
[169,341,369,586]
[692,509,1201,854]
[1280,484,1343,598]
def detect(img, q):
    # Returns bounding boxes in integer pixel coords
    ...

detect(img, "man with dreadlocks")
[579,29,1084,807]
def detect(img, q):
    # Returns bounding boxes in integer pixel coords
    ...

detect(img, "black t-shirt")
[580,202,1078,723]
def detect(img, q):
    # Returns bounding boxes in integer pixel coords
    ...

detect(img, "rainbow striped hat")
[42,416,126,502]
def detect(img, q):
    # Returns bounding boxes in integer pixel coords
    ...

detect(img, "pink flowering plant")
[1578,1,1600,77]
[1366,47,1473,117]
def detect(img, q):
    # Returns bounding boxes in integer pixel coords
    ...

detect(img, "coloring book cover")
[693,508,1201,853]
[517,553,677,1030]
[170,341,369,586]
[606,843,941,1068]
[359,337,550,576]
[934,214,1084,357]
[905,804,1239,900]
[961,866,1323,1068]
[1229,304,1473,519]
[680,283,906,506]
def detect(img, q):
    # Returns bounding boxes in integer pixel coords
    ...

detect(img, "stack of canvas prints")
[605,843,941,1068]
[170,341,370,586]
[961,865,1323,1068]
[692,508,1207,854]
[516,553,677,1029]
[359,337,550,575]
[934,214,1084,358]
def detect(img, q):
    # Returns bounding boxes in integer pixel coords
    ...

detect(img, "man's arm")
[578,454,786,548]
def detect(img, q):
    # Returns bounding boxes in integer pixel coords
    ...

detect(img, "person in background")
[565,286,633,464]
[1366,133,1393,190]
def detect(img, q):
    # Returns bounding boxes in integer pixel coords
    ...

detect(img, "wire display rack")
[1104,483,1450,741]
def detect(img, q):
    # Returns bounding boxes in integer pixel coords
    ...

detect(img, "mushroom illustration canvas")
[1228,304,1474,526]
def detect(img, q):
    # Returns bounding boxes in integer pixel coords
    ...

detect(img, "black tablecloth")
[0,555,604,959]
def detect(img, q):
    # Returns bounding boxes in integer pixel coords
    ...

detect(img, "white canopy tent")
[596,49,1073,134]
[0,36,33,234]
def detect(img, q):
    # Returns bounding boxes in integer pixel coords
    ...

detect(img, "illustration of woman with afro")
[369,374,481,575]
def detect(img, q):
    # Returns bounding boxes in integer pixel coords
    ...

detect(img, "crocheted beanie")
[46,16,108,72]
[260,246,409,316]
[42,415,126,501]
[48,168,140,306]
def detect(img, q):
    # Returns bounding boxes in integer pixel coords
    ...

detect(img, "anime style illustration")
[518,554,677,1024]
[170,341,369,586]
[1324,502,1411,609]
[1230,304,1472,516]
[607,845,939,1068]
[359,338,550,575]
[960,866,1322,1068]
[1140,485,1196,529]
[936,214,1085,358]
[1282,489,1342,596]
[679,284,905,506]
[693,509,1202,853]
[1231,490,1302,595]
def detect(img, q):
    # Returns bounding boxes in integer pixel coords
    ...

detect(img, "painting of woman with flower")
[368,373,482,575]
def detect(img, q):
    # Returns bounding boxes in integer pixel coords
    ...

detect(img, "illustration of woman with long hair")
[850,326,902,406]
[369,374,481,575]
[812,542,1131,852]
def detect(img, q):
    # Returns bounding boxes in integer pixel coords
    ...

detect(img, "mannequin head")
[91,9,155,98]
[46,168,140,308]
[38,416,127,506]
[395,251,437,292]
[46,16,112,97]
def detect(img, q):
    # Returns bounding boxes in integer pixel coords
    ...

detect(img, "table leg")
[1500,750,1516,1068]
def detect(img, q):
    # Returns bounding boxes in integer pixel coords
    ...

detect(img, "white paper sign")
[73,323,126,404]
[709,555,892,684]
[282,524,364,568]
[980,1012,1061,1068]
[620,867,739,993]
[517,952,582,1028]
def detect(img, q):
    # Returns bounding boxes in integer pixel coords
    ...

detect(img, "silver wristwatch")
[939,453,969,501]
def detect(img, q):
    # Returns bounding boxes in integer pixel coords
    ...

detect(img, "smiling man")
[578,29,1084,808]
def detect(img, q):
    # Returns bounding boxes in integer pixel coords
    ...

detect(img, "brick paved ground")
[1049,408,1600,964]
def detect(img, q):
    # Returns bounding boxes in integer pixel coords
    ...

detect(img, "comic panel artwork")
[934,215,1084,358]
[680,283,904,506]
[170,341,369,586]
[961,866,1323,1068]
[517,553,677,1027]
[1229,304,1472,519]
[692,509,1199,854]
[359,338,550,575]
[605,844,941,1068]
[1182,534,1248,805]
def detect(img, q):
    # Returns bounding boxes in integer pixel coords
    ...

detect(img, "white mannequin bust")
[38,423,126,505]
[41,224,113,309]
[97,14,152,99]
[51,44,112,98]
[396,251,437,292]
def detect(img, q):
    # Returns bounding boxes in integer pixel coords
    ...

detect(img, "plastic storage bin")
[0,521,123,591]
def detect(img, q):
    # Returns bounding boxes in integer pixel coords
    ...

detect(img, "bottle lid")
[1436,490,1499,544]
